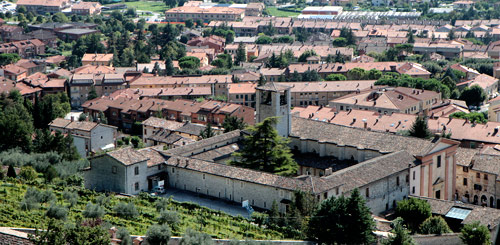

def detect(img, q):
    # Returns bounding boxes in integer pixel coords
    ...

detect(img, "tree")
[117,228,132,245]
[298,50,317,62]
[339,27,356,45]
[158,210,180,228]
[87,86,98,101]
[0,90,34,152]
[165,57,175,76]
[200,123,216,139]
[441,76,456,91]
[407,28,415,44]
[185,19,194,28]
[409,116,432,139]
[114,202,138,219]
[7,165,16,178]
[0,53,20,66]
[449,111,487,124]
[146,224,171,245]
[46,203,68,220]
[332,37,348,47]
[179,56,200,70]
[459,85,486,107]
[234,43,246,66]
[395,198,432,232]
[459,222,491,245]
[383,217,416,245]
[308,189,375,244]
[231,117,298,176]
[19,166,37,181]
[29,219,111,245]
[325,74,347,81]
[180,229,214,245]
[447,29,455,41]
[83,202,105,219]
[347,68,368,80]
[222,116,246,133]
[256,35,272,44]
[419,216,452,235]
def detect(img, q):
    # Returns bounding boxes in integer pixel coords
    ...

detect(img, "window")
[477,173,481,178]
[172,168,175,173]
[474,184,482,191]
[365,188,369,198]
[436,155,441,168]
[412,186,415,194]
[463,166,469,172]
[203,174,205,179]
[435,190,441,199]
[396,176,400,186]
[134,166,139,175]
[485,175,488,180]
[406,174,409,183]
[463,178,468,186]
[112,166,117,174]
[413,171,415,180]
[135,182,139,191]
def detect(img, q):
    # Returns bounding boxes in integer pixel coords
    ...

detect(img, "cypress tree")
[409,116,432,139]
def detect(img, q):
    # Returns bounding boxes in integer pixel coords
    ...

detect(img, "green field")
[0,179,285,239]
[265,7,301,17]
[107,1,169,13]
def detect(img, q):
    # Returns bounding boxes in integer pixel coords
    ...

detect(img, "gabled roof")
[107,147,149,166]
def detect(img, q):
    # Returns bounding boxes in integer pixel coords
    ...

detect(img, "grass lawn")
[0,179,285,239]
[119,1,169,13]
[265,7,301,17]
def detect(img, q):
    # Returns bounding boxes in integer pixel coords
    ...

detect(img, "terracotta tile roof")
[291,116,438,156]
[17,0,67,6]
[415,196,500,229]
[283,80,376,93]
[129,74,232,87]
[175,123,206,136]
[106,147,149,166]
[23,72,48,87]
[257,82,291,92]
[48,118,72,128]
[458,74,498,90]
[2,64,27,75]
[227,82,257,94]
[72,1,101,10]
[137,147,166,167]
[142,117,184,131]
[81,53,113,63]
[42,78,66,88]
[73,65,115,74]
[166,6,245,15]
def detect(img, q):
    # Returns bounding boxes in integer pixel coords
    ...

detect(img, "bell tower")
[255,82,292,137]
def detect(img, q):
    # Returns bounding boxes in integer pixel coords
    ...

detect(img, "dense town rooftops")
[142,117,184,131]
[282,80,376,93]
[165,6,245,15]
[17,0,67,6]
[129,74,233,87]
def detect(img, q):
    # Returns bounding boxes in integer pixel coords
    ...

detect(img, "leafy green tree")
[308,189,375,244]
[441,76,456,91]
[407,28,415,44]
[447,29,455,40]
[62,190,79,208]
[158,210,180,228]
[231,117,298,176]
[29,219,111,245]
[395,198,432,232]
[339,27,356,45]
[33,92,71,129]
[222,116,246,133]
[165,57,175,76]
[235,43,246,66]
[325,74,346,81]
[256,35,272,44]
[459,85,486,107]
[117,228,132,245]
[449,112,487,124]
[383,217,416,245]
[114,202,138,219]
[19,166,37,181]
[180,229,214,245]
[0,91,34,151]
[185,19,194,28]
[179,56,201,70]
[83,202,105,219]
[200,123,216,139]
[46,203,68,220]
[332,37,348,47]
[347,68,368,80]
[146,224,171,245]
[419,216,452,235]
[459,222,491,245]
[409,116,432,139]
[298,50,317,62]
[0,53,20,66]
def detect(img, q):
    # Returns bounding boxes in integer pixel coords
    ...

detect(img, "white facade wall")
[410,165,421,197]
[124,161,149,195]
[90,125,116,152]
[73,135,88,158]
[85,156,127,193]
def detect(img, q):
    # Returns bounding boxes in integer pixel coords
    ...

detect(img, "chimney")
[185,159,189,165]
[325,167,333,176]
[71,116,74,122]
[362,118,367,129]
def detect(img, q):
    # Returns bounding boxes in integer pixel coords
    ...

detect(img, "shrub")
[116,227,132,245]
[146,224,171,245]
[155,198,170,212]
[114,202,138,219]
[63,190,79,207]
[24,187,42,202]
[419,216,451,235]
[40,189,56,203]
[46,204,68,220]
[83,202,106,219]
[460,222,490,245]
[96,194,111,207]
[44,165,58,183]
[19,166,37,181]
[20,197,40,211]
[158,210,180,226]
[180,228,214,245]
